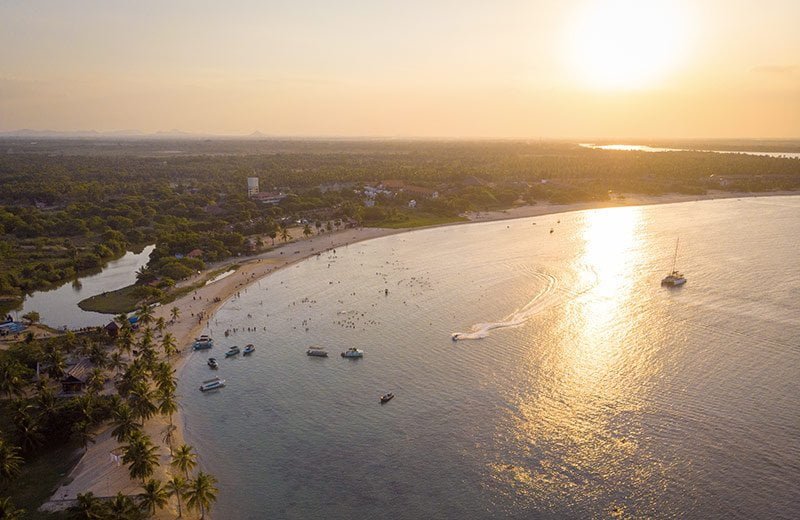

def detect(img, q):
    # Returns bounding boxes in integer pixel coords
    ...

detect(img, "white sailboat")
[661,239,687,287]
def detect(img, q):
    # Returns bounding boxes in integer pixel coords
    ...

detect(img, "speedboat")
[224,346,240,357]
[380,393,394,404]
[199,377,225,392]
[192,335,214,350]
[306,346,328,357]
[207,357,218,369]
[341,347,363,358]
[243,344,255,355]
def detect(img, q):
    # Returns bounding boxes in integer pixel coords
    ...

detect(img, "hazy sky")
[1,0,798,138]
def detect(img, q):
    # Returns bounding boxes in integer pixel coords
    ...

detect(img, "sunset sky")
[1,0,798,138]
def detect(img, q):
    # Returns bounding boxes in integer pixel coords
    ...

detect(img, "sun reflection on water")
[491,207,669,515]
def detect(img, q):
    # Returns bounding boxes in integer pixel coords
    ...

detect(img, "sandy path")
[43,189,799,517]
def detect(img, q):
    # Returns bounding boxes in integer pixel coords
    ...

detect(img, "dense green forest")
[1,139,799,305]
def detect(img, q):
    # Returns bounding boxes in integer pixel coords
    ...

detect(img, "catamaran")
[661,239,687,287]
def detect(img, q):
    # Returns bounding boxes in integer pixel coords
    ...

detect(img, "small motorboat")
[192,335,214,350]
[224,346,240,358]
[207,357,218,369]
[200,377,225,392]
[306,346,328,357]
[380,393,394,404]
[341,347,364,358]
[243,344,255,355]
[451,333,460,342]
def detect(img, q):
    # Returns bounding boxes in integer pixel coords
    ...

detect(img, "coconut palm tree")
[0,440,23,482]
[86,367,106,395]
[185,471,218,519]
[0,360,27,398]
[158,388,178,428]
[117,327,135,356]
[109,351,127,377]
[69,492,107,519]
[0,497,26,520]
[170,444,197,479]
[155,317,166,336]
[122,431,160,485]
[153,362,176,395]
[11,402,43,453]
[107,492,142,519]
[137,305,154,328]
[139,479,169,517]
[302,223,313,238]
[170,306,180,322]
[161,424,177,457]
[160,333,178,358]
[129,382,158,426]
[112,402,140,443]
[279,224,292,242]
[165,474,187,517]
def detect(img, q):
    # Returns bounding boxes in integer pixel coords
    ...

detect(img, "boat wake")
[451,272,562,341]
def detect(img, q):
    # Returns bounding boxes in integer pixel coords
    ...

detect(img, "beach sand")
[42,189,798,517]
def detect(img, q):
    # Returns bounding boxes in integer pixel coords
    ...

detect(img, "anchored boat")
[207,357,218,369]
[225,346,241,357]
[243,344,255,355]
[662,238,687,287]
[306,346,328,357]
[192,335,214,350]
[380,393,394,404]
[341,347,364,358]
[200,377,225,392]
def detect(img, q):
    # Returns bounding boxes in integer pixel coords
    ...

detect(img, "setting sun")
[568,0,690,90]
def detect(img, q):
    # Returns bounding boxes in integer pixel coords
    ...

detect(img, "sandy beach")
[42,189,799,517]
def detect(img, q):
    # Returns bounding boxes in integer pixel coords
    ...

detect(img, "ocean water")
[579,143,800,158]
[179,197,800,519]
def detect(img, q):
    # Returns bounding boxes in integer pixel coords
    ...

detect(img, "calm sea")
[179,196,800,519]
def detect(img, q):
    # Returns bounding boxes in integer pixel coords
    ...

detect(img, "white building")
[247,177,260,197]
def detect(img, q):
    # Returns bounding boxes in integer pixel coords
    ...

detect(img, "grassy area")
[366,214,467,229]
[0,441,82,519]
[77,284,140,314]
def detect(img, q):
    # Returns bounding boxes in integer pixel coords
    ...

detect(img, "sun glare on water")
[568,0,689,90]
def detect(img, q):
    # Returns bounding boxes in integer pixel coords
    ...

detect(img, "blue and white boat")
[193,335,214,350]
[199,377,225,392]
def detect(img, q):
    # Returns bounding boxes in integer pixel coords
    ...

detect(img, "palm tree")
[86,367,105,395]
[302,223,313,239]
[112,402,140,442]
[11,403,43,453]
[138,305,154,328]
[0,497,26,520]
[115,312,131,330]
[44,346,67,379]
[170,444,197,479]
[161,424,177,456]
[139,479,169,517]
[109,351,127,377]
[69,492,106,519]
[279,224,292,242]
[0,360,27,398]
[0,440,23,482]
[185,471,218,519]
[170,306,180,322]
[155,317,166,336]
[160,333,178,358]
[165,474,187,517]
[129,382,158,426]
[122,431,160,485]
[153,362,176,395]
[107,492,142,519]
[158,388,178,428]
[117,327,134,356]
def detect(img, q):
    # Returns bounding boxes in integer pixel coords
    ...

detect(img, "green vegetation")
[1,138,799,312]
[77,285,142,314]
[0,314,219,519]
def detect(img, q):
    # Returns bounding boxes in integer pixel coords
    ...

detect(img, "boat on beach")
[225,346,241,357]
[200,377,225,392]
[193,335,214,350]
[380,393,394,404]
[662,239,687,287]
[207,357,218,369]
[341,347,363,358]
[243,344,255,355]
[306,346,328,357]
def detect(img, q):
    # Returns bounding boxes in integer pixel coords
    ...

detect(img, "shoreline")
[43,189,799,517]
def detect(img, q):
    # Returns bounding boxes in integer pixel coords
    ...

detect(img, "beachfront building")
[61,359,93,394]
